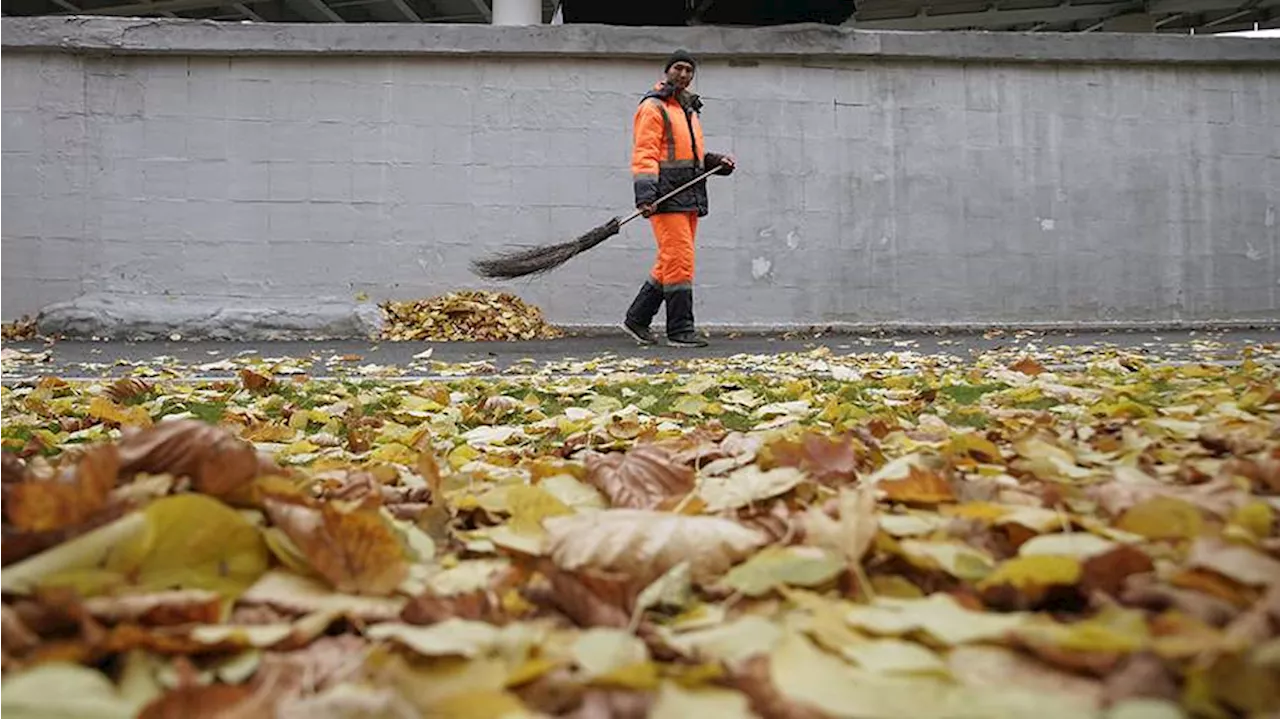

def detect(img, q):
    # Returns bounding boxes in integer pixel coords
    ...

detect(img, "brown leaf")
[105,377,153,404]
[1011,357,1047,376]
[1102,652,1179,706]
[2,452,26,484]
[762,432,864,486]
[83,590,224,626]
[239,367,275,391]
[1082,545,1155,597]
[515,667,587,716]
[259,634,370,693]
[2,502,129,566]
[1,604,40,655]
[401,589,508,625]
[545,509,767,586]
[1121,574,1240,627]
[525,560,635,628]
[263,494,411,596]
[584,445,695,510]
[140,658,298,719]
[117,419,268,499]
[4,444,119,532]
[877,465,956,505]
[139,673,255,719]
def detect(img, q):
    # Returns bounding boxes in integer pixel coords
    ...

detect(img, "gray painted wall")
[3,18,1279,336]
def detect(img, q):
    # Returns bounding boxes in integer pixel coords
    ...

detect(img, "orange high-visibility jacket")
[631,83,732,217]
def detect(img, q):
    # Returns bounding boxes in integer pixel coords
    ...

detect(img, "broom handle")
[618,165,726,226]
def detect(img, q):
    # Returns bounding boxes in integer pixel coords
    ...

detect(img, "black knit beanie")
[664,49,697,72]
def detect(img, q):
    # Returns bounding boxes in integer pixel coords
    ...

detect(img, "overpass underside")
[1,0,1276,33]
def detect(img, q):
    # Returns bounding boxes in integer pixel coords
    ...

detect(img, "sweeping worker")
[622,49,735,348]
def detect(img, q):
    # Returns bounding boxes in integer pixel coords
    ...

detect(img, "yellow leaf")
[1231,501,1275,539]
[263,495,411,596]
[977,555,1082,600]
[88,396,153,428]
[845,593,1029,646]
[109,494,269,599]
[900,540,995,581]
[719,546,844,597]
[650,682,755,719]
[505,484,573,535]
[369,442,418,466]
[1015,606,1150,655]
[1116,496,1204,540]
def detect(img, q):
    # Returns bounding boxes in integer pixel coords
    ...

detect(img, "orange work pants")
[648,212,699,288]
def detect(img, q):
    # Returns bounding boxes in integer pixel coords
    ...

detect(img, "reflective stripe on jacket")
[631,83,728,217]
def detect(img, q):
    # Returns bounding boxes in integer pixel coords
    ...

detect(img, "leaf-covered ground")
[1,340,1277,719]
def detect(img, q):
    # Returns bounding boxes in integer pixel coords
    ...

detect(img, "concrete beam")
[850,3,1142,30]
[5,16,1279,64]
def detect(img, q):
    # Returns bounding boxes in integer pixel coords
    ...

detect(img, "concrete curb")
[32,294,1278,341]
[36,294,384,341]
[4,16,1279,65]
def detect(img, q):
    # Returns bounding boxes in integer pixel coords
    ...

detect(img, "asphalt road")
[2,327,1277,381]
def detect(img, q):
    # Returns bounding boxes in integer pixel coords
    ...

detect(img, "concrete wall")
[3,18,1279,337]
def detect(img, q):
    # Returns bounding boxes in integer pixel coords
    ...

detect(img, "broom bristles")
[471,217,622,280]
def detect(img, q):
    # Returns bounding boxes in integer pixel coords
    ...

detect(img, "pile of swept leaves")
[0,348,1278,719]
[380,291,563,342]
[1,316,39,341]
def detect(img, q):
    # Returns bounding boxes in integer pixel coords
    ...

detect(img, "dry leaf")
[5,445,119,532]
[117,420,266,499]
[1186,537,1280,587]
[876,466,956,505]
[584,445,695,510]
[263,494,411,596]
[545,509,767,585]
[762,432,863,485]
[698,465,807,513]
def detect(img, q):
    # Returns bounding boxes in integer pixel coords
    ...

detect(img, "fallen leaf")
[1018,532,1118,559]
[876,466,956,505]
[1011,357,1047,376]
[661,615,783,668]
[1115,496,1205,540]
[1081,545,1155,596]
[718,546,845,597]
[1186,537,1280,587]
[802,486,879,568]
[584,445,695,511]
[5,444,119,532]
[572,627,649,681]
[117,420,267,499]
[0,661,136,719]
[761,432,863,485]
[545,509,767,585]
[263,494,410,596]
[845,593,1029,646]
[650,682,756,719]
[977,555,1083,606]
[947,645,1104,710]
[698,465,807,513]
[108,494,270,599]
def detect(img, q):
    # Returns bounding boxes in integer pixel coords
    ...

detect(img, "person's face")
[665,61,694,90]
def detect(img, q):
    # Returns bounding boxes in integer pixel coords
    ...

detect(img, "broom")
[471,165,726,280]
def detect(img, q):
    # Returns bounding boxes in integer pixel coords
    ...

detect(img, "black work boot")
[622,280,663,345]
[664,286,708,348]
